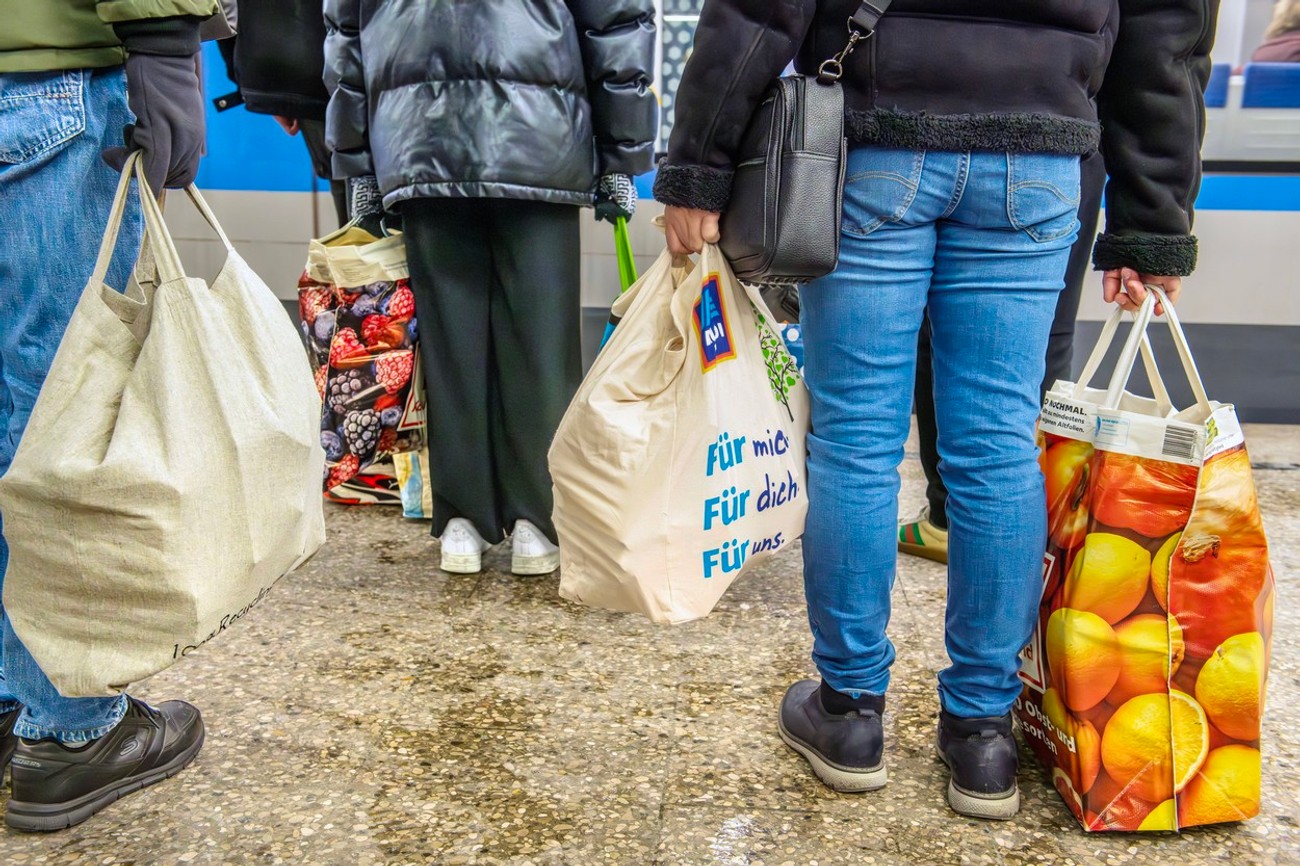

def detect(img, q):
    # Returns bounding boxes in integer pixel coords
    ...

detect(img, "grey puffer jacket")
[324,0,657,210]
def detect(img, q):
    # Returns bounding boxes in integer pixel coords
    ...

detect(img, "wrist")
[114,15,203,57]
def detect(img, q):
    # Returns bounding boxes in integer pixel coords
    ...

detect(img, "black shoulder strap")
[819,0,894,81]
[851,0,893,36]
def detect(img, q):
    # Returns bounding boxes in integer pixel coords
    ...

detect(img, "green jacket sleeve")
[96,0,221,25]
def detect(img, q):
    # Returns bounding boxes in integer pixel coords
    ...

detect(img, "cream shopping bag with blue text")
[550,244,809,623]
[0,155,326,697]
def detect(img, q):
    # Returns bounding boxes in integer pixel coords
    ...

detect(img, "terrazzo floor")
[0,424,1295,865]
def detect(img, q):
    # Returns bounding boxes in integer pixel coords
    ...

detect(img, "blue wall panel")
[195,43,323,193]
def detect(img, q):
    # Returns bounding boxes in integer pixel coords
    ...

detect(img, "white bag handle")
[1072,301,1173,416]
[1100,286,1213,415]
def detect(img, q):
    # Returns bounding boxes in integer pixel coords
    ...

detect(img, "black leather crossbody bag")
[719,0,892,286]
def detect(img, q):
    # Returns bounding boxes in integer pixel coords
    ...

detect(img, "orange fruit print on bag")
[1168,448,1273,659]
[1091,451,1200,538]
[1020,427,1273,832]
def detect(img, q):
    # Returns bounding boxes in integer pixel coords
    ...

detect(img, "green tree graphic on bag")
[752,304,801,422]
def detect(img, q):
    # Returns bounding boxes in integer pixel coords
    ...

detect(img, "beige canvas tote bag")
[0,154,326,697]
[550,243,810,624]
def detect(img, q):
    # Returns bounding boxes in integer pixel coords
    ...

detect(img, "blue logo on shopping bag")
[694,274,736,372]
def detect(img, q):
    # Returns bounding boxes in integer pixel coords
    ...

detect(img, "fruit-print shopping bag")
[300,223,426,493]
[1019,288,1273,832]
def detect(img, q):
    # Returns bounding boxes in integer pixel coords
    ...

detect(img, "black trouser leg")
[485,200,582,545]
[1042,151,1105,390]
[402,198,502,540]
[913,313,948,529]
[913,150,1107,531]
[298,118,350,227]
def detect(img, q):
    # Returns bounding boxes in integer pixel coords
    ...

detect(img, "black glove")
[102,16,205,195]
[594,174,637,224]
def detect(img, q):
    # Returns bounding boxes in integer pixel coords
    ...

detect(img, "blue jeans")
[0,68,140,741]
[800,148,1081,719]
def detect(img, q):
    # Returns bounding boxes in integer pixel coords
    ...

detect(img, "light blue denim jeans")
[800,147,1081,719]
[0,67,140,741]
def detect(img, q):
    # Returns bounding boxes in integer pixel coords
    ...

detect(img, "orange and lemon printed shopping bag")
[1017,293,1274,832]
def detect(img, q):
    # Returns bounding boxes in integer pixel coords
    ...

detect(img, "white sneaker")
[439,518,491,574]
[511,520,559,576]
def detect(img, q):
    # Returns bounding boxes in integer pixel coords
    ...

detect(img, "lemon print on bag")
[1065,533,1152,624]
[1100,691,1209,804]
[1046,608,1121,712]
[1195,632,1267,742]
[1179,744,1262,826]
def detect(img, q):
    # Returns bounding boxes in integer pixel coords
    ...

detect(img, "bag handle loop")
[90,153,238,291]
[1072,302,1174,417]
[1098,287,1213,415]
[88,151,148,291]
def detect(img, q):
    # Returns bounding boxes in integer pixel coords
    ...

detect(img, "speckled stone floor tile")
[0,422,1294,864]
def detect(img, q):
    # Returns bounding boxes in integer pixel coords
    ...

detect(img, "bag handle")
[1118,285,1212,413]
[88,151,149,292]
[1099,287,1213,415]
[181,185,235,253]
[1138,334,1175,417]
[90,153,237,291]
[1072,303,1174,416]
[818,0,893,82]
[133,159,188,285]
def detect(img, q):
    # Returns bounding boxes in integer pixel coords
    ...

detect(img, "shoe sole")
[777,716,887,793]
[5,729,206,832]
[935,743,1019,820]
[511,552,559,577]
[898,541,948,565]
[440,551,483,574]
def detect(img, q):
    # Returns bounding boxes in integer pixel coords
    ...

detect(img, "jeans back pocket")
[0,70,86,165]
[841,147,925,237]
[1006,152,1082,243]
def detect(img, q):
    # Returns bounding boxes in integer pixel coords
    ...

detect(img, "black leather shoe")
[6,697,204,832]
[936,710,1019,820]
[777,679,887,792]
[0,708,18,774]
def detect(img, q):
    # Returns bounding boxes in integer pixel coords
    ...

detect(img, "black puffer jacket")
[324,0,657,210]
[654,0,1219,276]
[229,0,330,120]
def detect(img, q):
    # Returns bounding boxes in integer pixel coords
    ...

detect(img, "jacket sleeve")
[566,0,658,178]
[96,0,221,23]
[323,0,372,179]
[653,0,816,212]
[1093,0,1220,276]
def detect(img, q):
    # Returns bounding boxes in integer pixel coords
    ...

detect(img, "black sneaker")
[0,708,17,774]
[6,697,204,832]
[777,680,887,792]
[936,710,1019,820]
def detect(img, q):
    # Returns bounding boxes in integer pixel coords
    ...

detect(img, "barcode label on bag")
[1161,425,1199,462]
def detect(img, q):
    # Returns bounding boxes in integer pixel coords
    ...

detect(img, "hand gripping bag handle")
[91,152,236,291]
